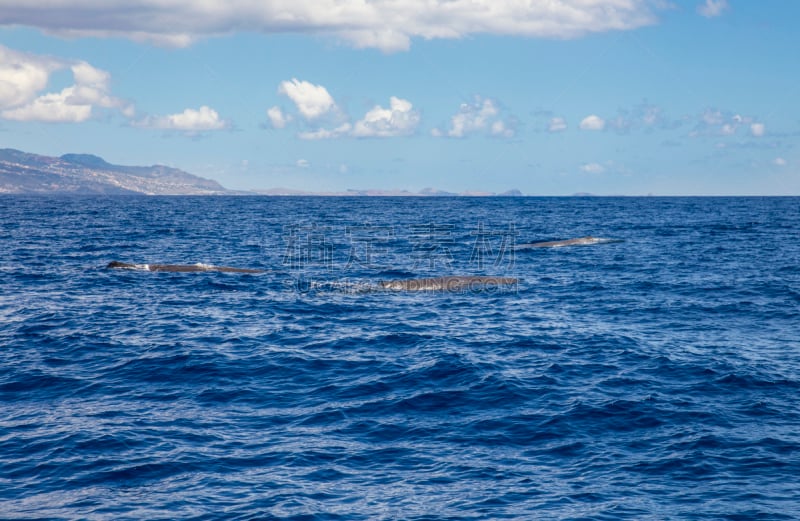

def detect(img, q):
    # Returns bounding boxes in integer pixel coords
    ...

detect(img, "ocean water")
[1,195,799,520]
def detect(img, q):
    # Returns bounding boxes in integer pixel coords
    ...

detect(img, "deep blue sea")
[1,196,799,520]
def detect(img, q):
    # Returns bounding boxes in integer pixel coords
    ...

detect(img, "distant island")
[0,148,528,196]
[252,187,526,197]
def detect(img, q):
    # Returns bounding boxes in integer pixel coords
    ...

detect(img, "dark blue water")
[1,196,799,520]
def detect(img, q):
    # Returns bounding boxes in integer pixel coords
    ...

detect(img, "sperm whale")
[107,262,518,292]
[515,236,623,249]
[106,261,266,273]
[378,275,519,291]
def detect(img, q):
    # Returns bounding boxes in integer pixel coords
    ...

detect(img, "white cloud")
[0,45,59,109]
[267,106,291,129]
[702,110,724,126]
[697,0,728,18]
[436,97,514,138]
[0,1,661,52]
[136,105,229,131]
[773,157,787,167]
[640,105,662,126]
[606,102,675,134]
[0,46,132,122]
[693,109,763,138]
[68,62,132,113]
[490,120,513,138]
[296,159,310,168]
[548,117,568,133]
[579,114,605,131]
[449,98,496,137]
[581,162,606,174]
[298,123,353,140]
[750,123,765,137]
[2,87,92,123]
[292,95,420,139]
[278,78,336,120]
[352,96,420,138]
[273,85,419,139]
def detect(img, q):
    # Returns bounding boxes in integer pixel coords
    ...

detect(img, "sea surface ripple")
[1,196,799,520]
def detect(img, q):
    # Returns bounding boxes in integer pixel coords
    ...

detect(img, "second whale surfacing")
[106,261,266,273]
[378,275,518,292]
[107,262,516,292]
[515,236,623,249]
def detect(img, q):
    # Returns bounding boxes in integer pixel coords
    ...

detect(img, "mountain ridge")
[0,149,229,195]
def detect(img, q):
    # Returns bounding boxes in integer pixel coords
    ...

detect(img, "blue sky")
[0,0,798,195]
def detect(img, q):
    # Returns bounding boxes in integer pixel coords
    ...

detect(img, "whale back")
[515,236,623,249]
[107,261,265,273]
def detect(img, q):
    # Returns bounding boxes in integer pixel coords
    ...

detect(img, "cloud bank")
[690,110,764,138]
[0,0,661,52]
[271,78,419,139]
[1,44,228,133]
[0,45,133,122]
